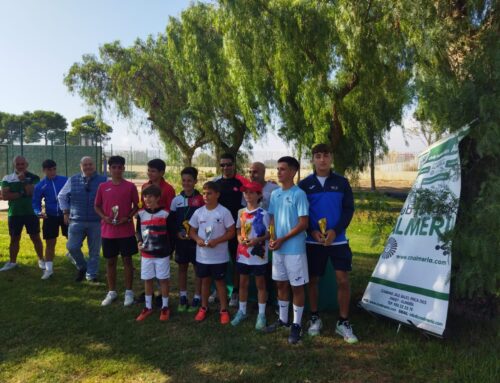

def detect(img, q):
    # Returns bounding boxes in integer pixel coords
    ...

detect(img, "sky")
[0,0,425,157]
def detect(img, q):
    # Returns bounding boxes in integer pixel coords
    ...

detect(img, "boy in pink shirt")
[95,156,139,307]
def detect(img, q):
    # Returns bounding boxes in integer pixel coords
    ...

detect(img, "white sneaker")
[0,262,17,272]
[229,292,239,307]
[208,290,218,304]
[336,320,359,344]
[38,259,46,270]
[307,316,323,336]
[41,269,54,280]
[124,291,135,307]
[101,291,118,306]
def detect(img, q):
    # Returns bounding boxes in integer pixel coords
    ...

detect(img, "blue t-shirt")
[268,185,309,255]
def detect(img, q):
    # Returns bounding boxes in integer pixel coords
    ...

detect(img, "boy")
[32,159,68,279]
[141,159,176,211]
[169,167,204,312]
[264,156,309,344]
[95,156,139,307]
[135,185,171,321]
[298,143,358,343]
[188,181,235,324]
[232,181,270,330]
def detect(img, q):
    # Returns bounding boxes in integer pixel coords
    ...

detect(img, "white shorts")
[141,257,170,280]
[272,252,309,286]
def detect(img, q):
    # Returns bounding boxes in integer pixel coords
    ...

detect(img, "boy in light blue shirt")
[264,156,309,344]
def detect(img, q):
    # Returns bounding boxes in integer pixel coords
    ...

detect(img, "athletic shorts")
[306,243,353,275]
[196,262,227,280]
[102,236,138,259]
[8,215,40,236]
[236,263,267,276]
[175,240,196,265]
[272,252,309,286]
[141,256,170,280]
[42,216,68,240]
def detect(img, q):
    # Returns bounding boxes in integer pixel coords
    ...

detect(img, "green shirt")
[1,171,40,216]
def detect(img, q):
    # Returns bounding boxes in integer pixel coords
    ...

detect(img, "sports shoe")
[231,310,248,326]
[220,310,230,325]
[288,323,302,344]
[208,290,217,304]
[136,307,153,321]
[178,296,189,312]
[41,269,53,280]
[255,313,267,330]
[336,320,359,344]
[101,291,118,306]
[124,291,135,307]
[263,319,289,334]
[160,307,170,321]
[75,268,87,282]
[229,292,238,307]
[195,307,208,322]
[307,315,323,336]
[0,262,17,272]
[65,252,77,266]
[188,297,201,312]
[38,259,46,270]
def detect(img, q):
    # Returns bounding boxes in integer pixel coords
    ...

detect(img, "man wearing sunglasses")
[58,156,107,282]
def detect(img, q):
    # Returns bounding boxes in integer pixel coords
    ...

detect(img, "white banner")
[360,128,469,337]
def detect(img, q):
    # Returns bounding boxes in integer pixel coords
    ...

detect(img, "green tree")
[0,112,24,143]
[68,115,112,146]
[24,110,68,145]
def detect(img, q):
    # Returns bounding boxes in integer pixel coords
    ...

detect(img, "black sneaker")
[75,268,86,282]
[288,323,302,344]
[263,319,289,334]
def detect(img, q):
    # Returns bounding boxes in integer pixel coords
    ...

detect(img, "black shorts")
[175,240,196,265]
[102,236,138,259]
[42,216,68,240]
[236,263,267,276]
[196,262,227,280]
[306,243,353,275]
[8,215,40,236]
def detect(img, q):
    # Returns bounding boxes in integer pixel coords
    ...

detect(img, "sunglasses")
[219,163,233,168]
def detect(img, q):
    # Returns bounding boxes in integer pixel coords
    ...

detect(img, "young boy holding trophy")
[298,144,358,343]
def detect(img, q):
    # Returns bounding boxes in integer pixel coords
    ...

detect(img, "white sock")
[180,290,187,298]
[162,297,169,308]
[239,301,247,315]
[293,304,304,325]
[145,295,153,309]
[258,303,266,315]
[194,294,201,299]
[45,261,53,272]
[278,300,289,323]
[125,289,133,296]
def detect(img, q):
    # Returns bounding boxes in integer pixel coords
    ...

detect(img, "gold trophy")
[243,221,252,245]
[269,224,275,241]
[204,226,213,245]
[318,217,327,241]
[182,220,191,239]
[111,205,119,225]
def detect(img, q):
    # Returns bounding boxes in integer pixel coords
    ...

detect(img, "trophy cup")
[182,220,191,239]
[269,224,275,241]
[140,229,149,250]
[111,205,119,225]
[243,221,252,245]
[318,217,327,241]
[204,226,213,245]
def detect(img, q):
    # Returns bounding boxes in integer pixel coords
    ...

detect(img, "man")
[264,156,309,344]
[0,156,44,271]
[298,143,358,344]
[58,156,107,281]
[248,161,279,210]
[32,159,68,279]
[214,153,246,306]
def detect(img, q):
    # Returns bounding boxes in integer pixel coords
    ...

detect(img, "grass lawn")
[0,194,498,383]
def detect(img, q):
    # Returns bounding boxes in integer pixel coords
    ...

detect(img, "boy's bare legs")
[201,277,211,308]
[106,257,118,291]
[255,275,267,304]
[215,279,228,311]
[122,256,133,290]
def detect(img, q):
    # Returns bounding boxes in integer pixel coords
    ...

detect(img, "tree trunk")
[370,146,376,191]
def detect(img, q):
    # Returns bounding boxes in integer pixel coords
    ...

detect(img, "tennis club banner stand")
[360,127,469,337]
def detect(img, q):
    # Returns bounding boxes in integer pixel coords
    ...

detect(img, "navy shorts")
[8,215,40,236]
[42,216,68,240]
[175,240,196,265]
[102,236,138,259]
[236,263,267,276]
[306,243,353,275]
[196,262,227,280]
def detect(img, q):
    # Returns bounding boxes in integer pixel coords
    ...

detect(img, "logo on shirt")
[105,188,112,192]
[330,186,338,190]
[233,187,239,192]
[309,185,316,189]
[285,196,292,204]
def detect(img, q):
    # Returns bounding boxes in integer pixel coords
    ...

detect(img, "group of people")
[0,144,358,345]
